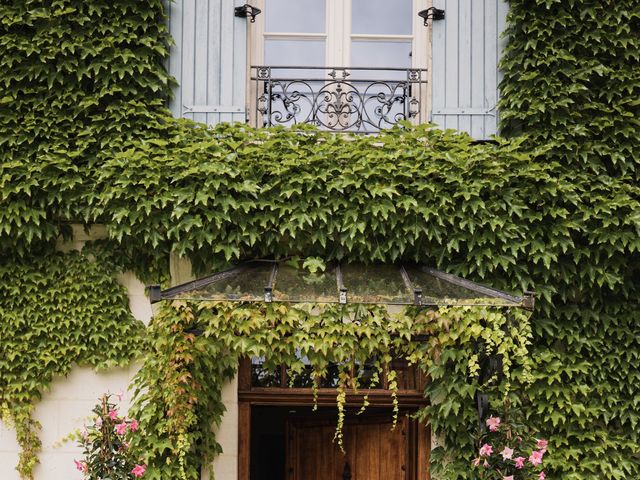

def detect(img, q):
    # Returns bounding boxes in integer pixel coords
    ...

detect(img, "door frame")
[238,358,431,480]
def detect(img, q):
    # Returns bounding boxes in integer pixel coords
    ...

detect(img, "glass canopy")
[150,260,534,309]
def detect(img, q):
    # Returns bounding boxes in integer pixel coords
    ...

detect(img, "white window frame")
[245,0,433,128]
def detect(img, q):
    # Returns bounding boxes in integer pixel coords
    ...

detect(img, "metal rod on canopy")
[264,262,278,302]
[423,267,522,303]
[336,264,347,304]
[400,265,422,305]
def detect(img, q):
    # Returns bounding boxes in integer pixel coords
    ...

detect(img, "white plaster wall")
[0,227,153,480]
[202,376,239,480]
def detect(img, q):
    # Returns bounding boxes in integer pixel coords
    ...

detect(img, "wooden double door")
[286,415,411,480]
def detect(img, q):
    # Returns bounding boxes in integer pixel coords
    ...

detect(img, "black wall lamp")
[418,7,445,26]
[234,3,262,23]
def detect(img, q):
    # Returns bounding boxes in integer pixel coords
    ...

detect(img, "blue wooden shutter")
[166,0,247,125]
[431,0,508,139]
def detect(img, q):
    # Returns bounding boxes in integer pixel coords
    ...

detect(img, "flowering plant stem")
[75,394,146,479]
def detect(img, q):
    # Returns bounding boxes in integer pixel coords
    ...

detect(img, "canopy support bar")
[336,264,347,304]
[264,262,278,302]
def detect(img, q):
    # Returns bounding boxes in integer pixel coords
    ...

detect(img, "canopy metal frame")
[148,259,535,310]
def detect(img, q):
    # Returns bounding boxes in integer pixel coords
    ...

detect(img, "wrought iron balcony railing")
[250,66,428,133]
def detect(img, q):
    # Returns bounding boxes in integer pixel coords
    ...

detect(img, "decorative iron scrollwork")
[251,66,427,133]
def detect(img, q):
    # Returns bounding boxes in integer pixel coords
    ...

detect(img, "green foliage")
[84,122,583,284]
[0,0,173,257]
[496,1,640,479]
[0,252,144,478]
[0,0,639,479]
[130,301,531,479]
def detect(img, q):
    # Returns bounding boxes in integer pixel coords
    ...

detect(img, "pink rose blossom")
[537,439,548,451]
[539,472,546,480]
[95,417,103,427]
[514,456,526,469]
[529,450,544,466]
[131,464,146,478]
[472,457,481,467]
[130,418,139,432]
[108,409,118,421]
[479,443,493,456]
[504,476,514,480]
[486,416,501,432]
[115,422,128,435]
[500,446,514,460]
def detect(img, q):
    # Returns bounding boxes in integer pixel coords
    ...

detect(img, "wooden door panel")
[288,423,343,480]
[288,416,407,480]
[379,419,406,480]
[351,423,379,480]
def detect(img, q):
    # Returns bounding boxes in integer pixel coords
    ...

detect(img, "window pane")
[352,0,412,35]
[351,40,412,70]
[265,0,326,33]
[265,39,325,67]
[251,358,282,388]
[262,41,326,129]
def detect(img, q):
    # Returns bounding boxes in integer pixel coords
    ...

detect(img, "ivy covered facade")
[1,1,639,480]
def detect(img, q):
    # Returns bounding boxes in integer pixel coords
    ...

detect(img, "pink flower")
[486,416,501,432]
[115,390,124,402]
[483,460,489,468]
[130,418,139,432]
[537,439,548,451]
[514,456,526,469]
[539,472,546,480]
[95,417,103,427]
[108,409,118,421]
[115,422,128,435]
[529,450,544,466]
[131,464,146,478]
[504,476,514,480]
[74,460,88,472]
[472,457,481,467]
[479,443,493,456]
[500,446,514,460]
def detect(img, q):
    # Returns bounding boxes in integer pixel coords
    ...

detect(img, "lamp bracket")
[418,7,445,26]
[234,4,262,23]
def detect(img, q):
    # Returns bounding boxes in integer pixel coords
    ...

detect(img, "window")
[247,0,430,132]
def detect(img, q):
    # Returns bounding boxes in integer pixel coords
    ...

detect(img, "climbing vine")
[0,252,144,479]
[128,300,532,479]
[498,1,640,478]
[0,0,639,479]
